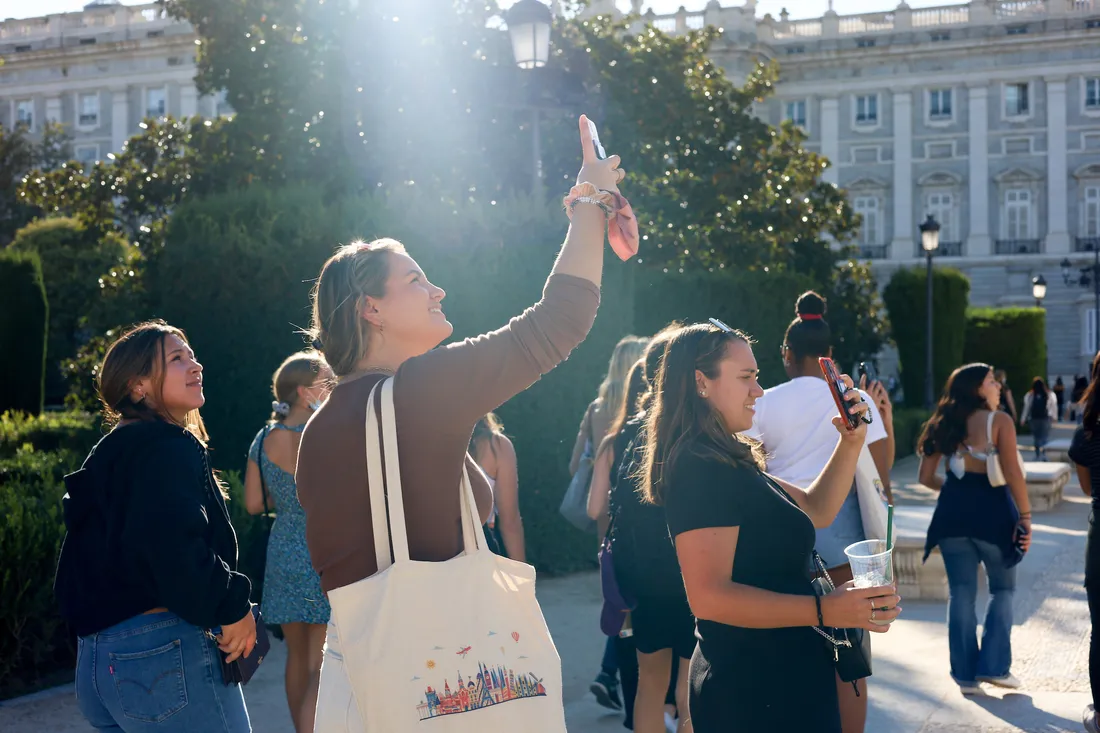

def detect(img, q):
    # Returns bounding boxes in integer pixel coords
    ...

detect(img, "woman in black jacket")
[55,320,257,732]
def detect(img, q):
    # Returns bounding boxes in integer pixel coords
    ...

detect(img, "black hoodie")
[55,420,252,637]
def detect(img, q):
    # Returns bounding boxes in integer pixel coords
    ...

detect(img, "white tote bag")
[853,446,889,541]
[324,378,566,732]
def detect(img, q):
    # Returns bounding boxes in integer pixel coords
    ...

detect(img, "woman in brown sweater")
[297,115,625,732]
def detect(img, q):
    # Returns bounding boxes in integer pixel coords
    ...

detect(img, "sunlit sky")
[0,0,959,22]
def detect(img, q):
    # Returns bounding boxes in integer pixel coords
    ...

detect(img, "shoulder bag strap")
[366,378,482,571]
[986,410,997,453]
[365,380,394,570]
[258,424,272,518]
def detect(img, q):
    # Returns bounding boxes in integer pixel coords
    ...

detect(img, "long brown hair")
[98,320,208,442]
[640,322,763,506]
[308,238,407,377]
[918,363,993,457]
[603,360,646,450]
[1082,352,1100,437]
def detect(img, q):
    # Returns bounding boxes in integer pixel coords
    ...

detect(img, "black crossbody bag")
[810,550,872,692]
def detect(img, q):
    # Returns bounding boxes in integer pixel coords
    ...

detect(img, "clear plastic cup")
[844,539,893,626]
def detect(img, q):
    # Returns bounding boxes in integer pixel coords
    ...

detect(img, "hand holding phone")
[820,357,872,431]
[859,361,879,387]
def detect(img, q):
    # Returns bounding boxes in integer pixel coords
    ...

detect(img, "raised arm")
[399,116,625,427]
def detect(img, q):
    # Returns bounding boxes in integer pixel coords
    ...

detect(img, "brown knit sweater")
[297,274,600,593]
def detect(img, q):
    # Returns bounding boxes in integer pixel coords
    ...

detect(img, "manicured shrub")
[9,218,128,404]
[0,251,48,416]
[882,266,970,407]
[963,307,1047,416]
[0,410,102,459]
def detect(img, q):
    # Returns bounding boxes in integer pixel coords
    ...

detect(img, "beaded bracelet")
[563,182,616,219]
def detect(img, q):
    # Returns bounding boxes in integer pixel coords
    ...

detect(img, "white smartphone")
[587,119,607,160]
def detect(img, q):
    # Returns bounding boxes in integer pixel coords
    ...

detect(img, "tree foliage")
[0,122,71,246]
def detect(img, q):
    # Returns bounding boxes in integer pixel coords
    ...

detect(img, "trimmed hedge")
[9,218,128,405]
[0,446,77,698]
[883,266,970,407]
[0,251,48,416]
[0,410,102,459]
[964,307,1047,417]
[633,268,816,390]
[893,407,932,460]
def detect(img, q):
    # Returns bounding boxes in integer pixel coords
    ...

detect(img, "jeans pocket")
[109,639,188,723]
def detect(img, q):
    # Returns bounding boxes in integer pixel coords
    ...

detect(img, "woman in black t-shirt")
[639,321,901,732]
[1069,352,1100,733]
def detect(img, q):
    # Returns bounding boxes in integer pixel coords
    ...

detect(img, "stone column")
[891,90,914,259]
[821,97,840,186]
[1046,77,1070,254]
[967,84,992,256]
[180,83,198,119]
[111,87,129,153]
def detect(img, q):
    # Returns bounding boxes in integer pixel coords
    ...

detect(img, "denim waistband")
[86,611,184,642]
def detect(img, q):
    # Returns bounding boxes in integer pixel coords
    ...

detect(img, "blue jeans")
[939,537,1016,686]
[75,611,251,732]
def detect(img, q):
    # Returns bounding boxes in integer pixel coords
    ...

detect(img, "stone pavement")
[1,423,1093,732]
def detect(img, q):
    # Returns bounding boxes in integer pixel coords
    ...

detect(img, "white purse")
[322,378,566,733]
[983,410,1027,488]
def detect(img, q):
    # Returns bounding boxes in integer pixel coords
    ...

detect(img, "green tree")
[8,218,128,404]
[0,121,71,245]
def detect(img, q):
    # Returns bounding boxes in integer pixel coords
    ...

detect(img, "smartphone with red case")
[819,357,863,431]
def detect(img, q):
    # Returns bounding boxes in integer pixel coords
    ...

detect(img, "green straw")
[886,504,895,552]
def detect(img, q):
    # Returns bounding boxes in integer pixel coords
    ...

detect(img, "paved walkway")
[1,424,1093,732]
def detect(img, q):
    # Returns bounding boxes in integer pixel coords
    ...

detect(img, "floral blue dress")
[249,423,331,625]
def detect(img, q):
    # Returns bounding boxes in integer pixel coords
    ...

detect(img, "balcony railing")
[995,239,1042,254]
[1076,237,1100,252]
[916,241,964,257]
[858,244,889,260]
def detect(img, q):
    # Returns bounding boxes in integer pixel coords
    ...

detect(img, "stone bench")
[892,504,947,601]
[1043,437,1072,463]
[1023,461,1071,512]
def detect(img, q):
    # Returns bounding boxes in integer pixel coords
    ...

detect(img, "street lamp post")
[506,0,553,201]
[1063,251,1100,354]
[1031,274,1047,308]
[920,214,941,411]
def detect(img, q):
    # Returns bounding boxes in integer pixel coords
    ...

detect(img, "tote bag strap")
[365,378,482,571]
[365,380,396,569]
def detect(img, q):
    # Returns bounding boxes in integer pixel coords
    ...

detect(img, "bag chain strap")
[811,551,853,659]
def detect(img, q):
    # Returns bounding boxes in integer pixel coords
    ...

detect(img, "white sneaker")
[959,683,987,696]
[1084,703,1100,733]
[977,673,1021,689]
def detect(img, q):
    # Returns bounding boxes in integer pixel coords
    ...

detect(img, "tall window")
[16,100,33,129]
[854,196,881,245]
[855,95,878,126]
[74,145,99,171]
[146,87,167,118]
[926,192,955,241]
[1086,309,1098,356]
[1085,186,1100,238]
[1004,189,1032,239]
[928,88,952,120]
[1005,83,1029,117]
[785,100,806,127]
[79,93,99,127]
[1087,78,1100,110]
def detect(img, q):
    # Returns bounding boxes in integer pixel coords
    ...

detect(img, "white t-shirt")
[743,376,887,489]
